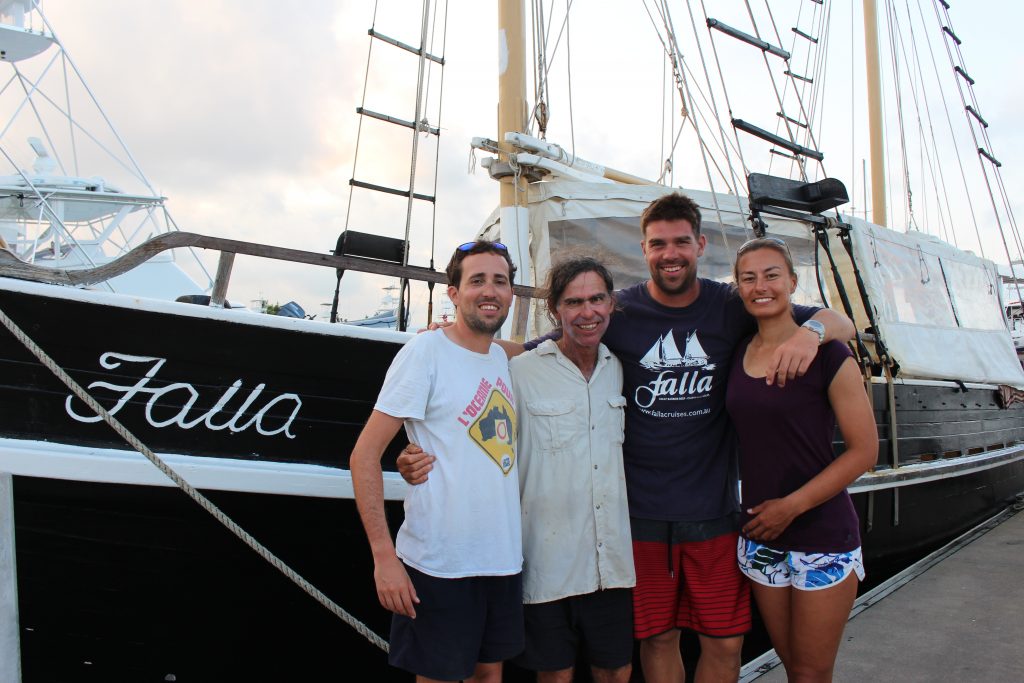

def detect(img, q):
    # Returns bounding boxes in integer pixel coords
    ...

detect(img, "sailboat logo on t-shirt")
[639,330,716,370]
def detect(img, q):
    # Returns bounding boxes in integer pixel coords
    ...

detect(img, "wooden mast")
[497,0,530,340]
[498,0,528,214]
[863,0,887,227]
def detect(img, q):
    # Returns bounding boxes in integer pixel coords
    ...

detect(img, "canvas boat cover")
[483,180,1024,388]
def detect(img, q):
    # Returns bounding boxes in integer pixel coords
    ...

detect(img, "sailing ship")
[639,330,711,370]
[472,1,1024,586]
[1009,300,1024,359]
[0,1,1021,681]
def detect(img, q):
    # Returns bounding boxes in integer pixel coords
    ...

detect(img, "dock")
[747,504,1024,682]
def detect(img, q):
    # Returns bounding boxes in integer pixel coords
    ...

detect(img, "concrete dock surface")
[755,509,1024,682]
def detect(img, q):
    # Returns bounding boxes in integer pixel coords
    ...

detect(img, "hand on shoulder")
[764,326,819,387]
[418,321,453,333]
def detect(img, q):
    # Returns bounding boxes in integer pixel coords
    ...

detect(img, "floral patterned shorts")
[736,537,865,591]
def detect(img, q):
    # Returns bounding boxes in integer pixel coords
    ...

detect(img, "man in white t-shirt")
[351,241,524,683]
[400,255,636,683]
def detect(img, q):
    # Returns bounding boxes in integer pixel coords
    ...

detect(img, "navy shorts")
[515,588,634,672]
[388,565,525,681]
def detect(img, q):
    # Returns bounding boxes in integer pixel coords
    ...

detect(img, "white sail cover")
[845,217,1024,386]
[483,179,1023,387]
[521,181,807,289]
[480,181,826,337]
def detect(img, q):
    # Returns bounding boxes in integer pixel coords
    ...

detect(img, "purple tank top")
[725,338,861,552]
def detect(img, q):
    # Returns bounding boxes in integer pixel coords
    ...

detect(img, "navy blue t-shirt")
[726,339,860,552]
[603,280,817,522]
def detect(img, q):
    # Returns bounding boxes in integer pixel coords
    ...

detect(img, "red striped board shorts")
[632,531,751,639]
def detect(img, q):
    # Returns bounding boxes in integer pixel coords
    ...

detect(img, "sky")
[12,1,1024,323]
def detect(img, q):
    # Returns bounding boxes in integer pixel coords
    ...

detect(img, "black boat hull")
[10,460,1024,681]
[0,281,1022,680]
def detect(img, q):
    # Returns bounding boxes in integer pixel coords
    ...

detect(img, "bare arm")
[496,327,564,360]
[350,410,420,617]
[767,308,856,386]
[495,338,527,360]
[743,357,879,541]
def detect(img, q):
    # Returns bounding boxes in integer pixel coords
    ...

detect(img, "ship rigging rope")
[642,0,748,192]
[932,0,1024,272]
[884,1,916,232]
[796,1,831,179]
[781,0,829,181]
[425,0,451,324]
[685,0,750,242]
[743,0,811,182]
[529,0,550,136]
[0,305,390,654]
[528,0,576,151]
[644,3,727,204]
[899,1,958,245]
[342,0,379,235]
[691,0,751,195]
[911,0,976,248]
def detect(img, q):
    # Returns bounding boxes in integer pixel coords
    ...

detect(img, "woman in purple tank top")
[725,238,878,683]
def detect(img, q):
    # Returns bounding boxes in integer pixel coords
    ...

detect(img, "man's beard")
[649,261,697,296]
[463,309,508,335]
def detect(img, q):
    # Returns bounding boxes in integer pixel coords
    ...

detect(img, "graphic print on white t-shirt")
[457,375,516,475]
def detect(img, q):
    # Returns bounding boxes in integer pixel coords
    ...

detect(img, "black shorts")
[388,565,525,681]
[515,588,634,672]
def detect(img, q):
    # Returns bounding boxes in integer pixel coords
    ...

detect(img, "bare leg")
[786,574,858,683]
[537,668,574,683]
[695,634,742,683]
[640,629,685,683]
[750,582,794,669]
[591,663,632,683]
[417,660,504,683]
[468,661,504,683]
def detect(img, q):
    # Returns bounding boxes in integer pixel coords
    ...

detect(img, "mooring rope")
[0,303,389,653]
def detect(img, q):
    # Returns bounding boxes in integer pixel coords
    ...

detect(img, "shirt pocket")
[608,395,627,443]
[526,399,576,453]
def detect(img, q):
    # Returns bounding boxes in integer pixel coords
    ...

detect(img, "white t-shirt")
[374,329,522,578]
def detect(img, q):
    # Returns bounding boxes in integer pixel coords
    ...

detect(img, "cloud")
[22,0,1024,318]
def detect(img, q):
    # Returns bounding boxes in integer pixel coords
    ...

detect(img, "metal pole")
[398,0,434,331]
[0,473,22,682]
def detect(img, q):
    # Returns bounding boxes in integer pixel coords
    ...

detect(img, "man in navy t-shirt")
[397,194,854,683]
[600,193,853,683]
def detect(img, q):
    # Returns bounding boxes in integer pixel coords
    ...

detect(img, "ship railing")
[0,230,542,340]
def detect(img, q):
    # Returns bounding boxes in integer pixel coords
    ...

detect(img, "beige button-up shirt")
[510,339,635,604]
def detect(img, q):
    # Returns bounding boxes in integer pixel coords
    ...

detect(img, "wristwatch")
[801,319,825,345]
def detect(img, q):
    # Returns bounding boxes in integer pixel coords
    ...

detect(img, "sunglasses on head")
[456,241,508,252]
[737,236,789,254]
